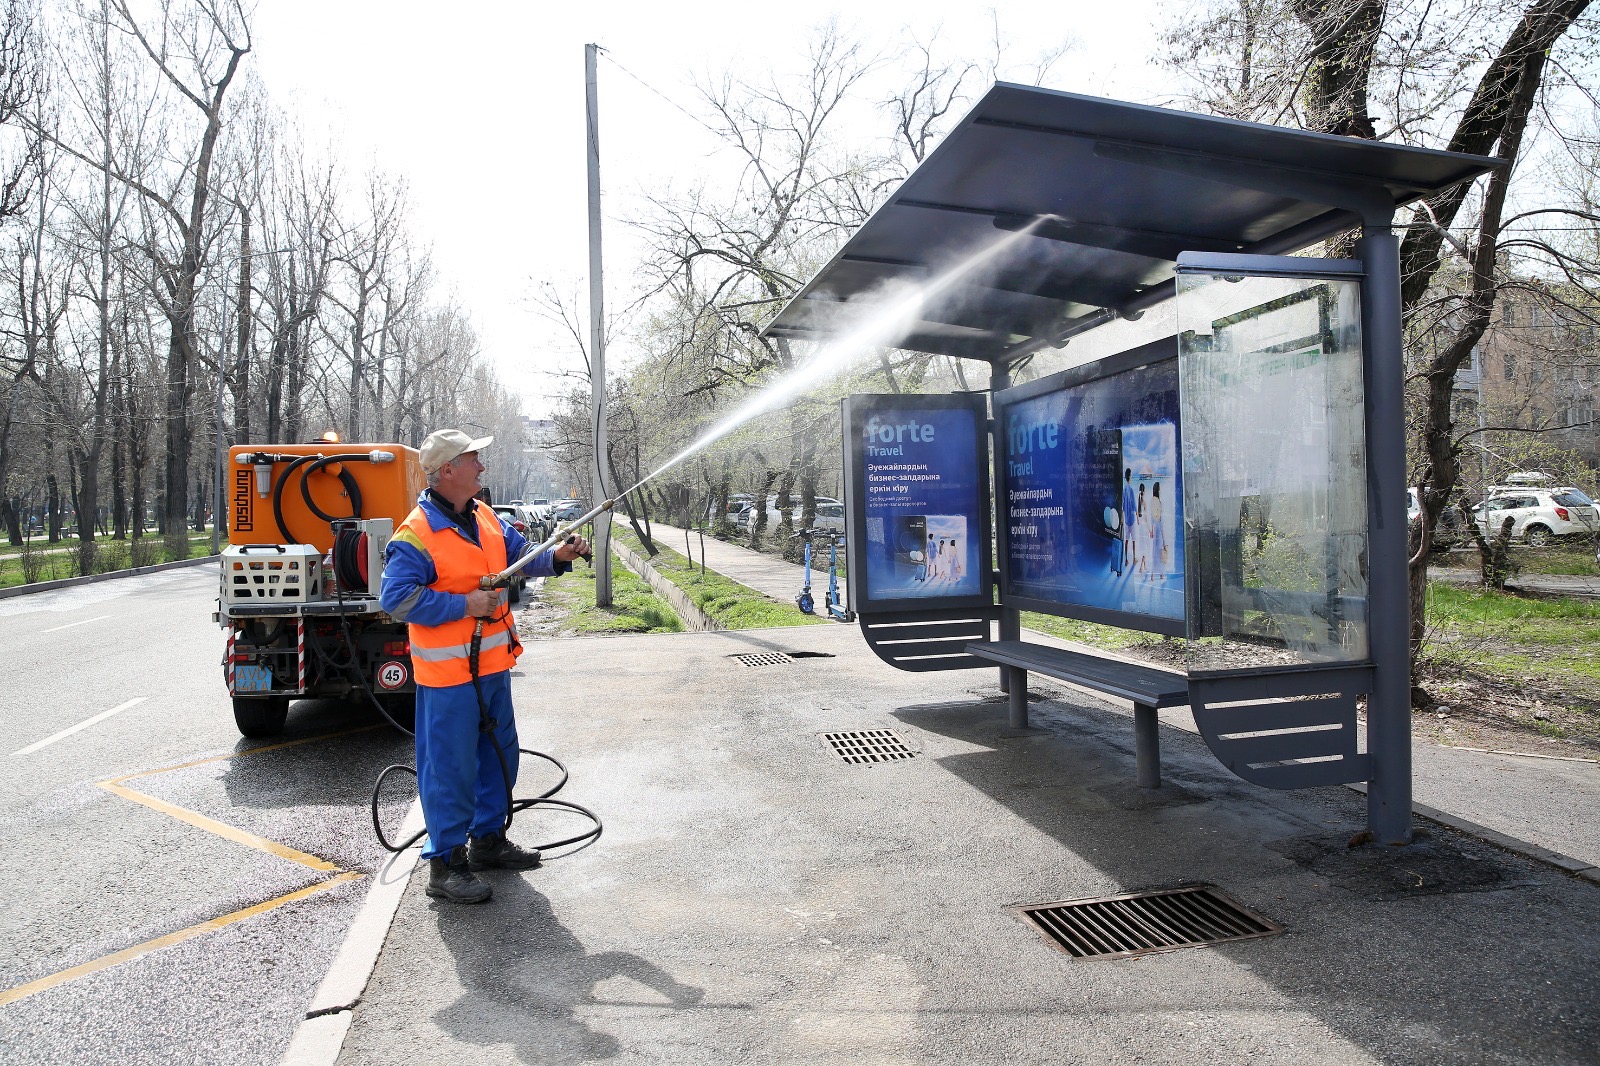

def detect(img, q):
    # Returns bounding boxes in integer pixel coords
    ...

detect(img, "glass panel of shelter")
[1175,272,1370,671]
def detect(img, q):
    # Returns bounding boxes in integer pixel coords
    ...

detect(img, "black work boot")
[427,845,492,903]
[467,831,542,871]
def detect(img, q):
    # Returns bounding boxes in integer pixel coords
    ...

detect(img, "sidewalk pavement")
[1430,564,1600,599]
[310,533,1600,1065]
[643,528,1600,869]
[648,523,845,605]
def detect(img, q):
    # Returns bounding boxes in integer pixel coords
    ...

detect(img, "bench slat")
[965,640,1188,708]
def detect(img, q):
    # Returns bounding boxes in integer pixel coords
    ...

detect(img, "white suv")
[1472,489,1599,546]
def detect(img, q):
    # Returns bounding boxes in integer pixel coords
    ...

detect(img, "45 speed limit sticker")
[377,660,410,690]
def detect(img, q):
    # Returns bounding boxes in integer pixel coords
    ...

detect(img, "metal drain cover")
[732,652,793,667]
[822,729,917,764]
[1015,884,1281,959]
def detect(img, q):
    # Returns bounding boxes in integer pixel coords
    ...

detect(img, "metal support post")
[990,358,1020,692]
[585,43,612,606]
[1007,665,1029,729]
[1357,225,1413,844]
[1134,704,1161,788]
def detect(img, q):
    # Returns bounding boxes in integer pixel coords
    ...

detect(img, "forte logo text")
[863,417,935,457]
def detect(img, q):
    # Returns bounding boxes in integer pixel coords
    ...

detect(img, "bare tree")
[0,0,44,225]
[1163,0,1597,689]
[100,0,250,549]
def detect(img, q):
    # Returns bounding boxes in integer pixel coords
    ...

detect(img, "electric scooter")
[823,532,853,622]
[795,528,817,614]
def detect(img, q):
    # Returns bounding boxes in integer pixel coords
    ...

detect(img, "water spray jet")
[489,220,1041,586]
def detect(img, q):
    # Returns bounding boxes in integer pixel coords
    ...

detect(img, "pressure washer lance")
[466,497,616,660]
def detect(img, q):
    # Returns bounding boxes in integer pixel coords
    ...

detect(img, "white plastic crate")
[222,543,322,604]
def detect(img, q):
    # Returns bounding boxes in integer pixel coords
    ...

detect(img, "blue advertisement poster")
[856,404,987,605]
[1002,359,1184,626]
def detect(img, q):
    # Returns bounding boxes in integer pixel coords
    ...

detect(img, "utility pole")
[585,42,612,605]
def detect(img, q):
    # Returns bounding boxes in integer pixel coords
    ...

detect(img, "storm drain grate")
[822,729,917,764]
[732,652,793,667]
[1015,885,1281,960]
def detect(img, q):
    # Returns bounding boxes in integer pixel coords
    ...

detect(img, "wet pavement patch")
[1267,831,1542,901]
[1090,778,1209,811]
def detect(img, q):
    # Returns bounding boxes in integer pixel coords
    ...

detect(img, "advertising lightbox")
[841,393,993,614]
[994,339,1186,635]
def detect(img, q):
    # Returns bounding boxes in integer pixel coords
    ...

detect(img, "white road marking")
[40,614,111,634]
[12,697,148,756]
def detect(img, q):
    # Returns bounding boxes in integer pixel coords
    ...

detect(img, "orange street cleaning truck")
[215,441,425,737]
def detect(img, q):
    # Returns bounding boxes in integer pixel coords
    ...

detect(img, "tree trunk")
[233,205,252,444]
[1405,7,1560,667]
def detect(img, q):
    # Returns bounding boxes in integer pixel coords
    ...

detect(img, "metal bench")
[965,639,1189,788]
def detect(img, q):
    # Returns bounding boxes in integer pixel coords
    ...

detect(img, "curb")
[0,552,218,600]
[1344,781,1600,886]
[280,800,425,1066]
[611,539,724,632]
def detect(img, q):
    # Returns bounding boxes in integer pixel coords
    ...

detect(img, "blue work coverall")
[379,492,567,860]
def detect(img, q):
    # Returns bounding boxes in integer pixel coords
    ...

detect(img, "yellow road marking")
[0,873,363,1007]
[100,779,340,871]
[1,725,394,1007]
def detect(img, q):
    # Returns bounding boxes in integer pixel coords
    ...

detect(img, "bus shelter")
[764,84,1501,844]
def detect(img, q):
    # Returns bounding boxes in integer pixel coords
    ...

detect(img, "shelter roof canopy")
[763,84,1503,363]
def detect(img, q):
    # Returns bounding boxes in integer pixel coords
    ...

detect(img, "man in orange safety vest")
[380,428,589,903]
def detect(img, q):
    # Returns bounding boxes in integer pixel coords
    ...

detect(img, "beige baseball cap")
[419,428,494,474]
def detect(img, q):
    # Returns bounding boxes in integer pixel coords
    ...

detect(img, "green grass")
[540,562,684,635]
[0,532,215,589]
[1424,580,1600,686]
[1018,612,1156,650]
[616,528,826,629]
[1427,581,1600,640]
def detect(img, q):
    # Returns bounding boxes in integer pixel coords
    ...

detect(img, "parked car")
[1408,486,1468,548]
[809,502,846,534]
[552,499,586,521]
[741,496,843,532]
[706,493,754,526]
[488,505,530,602]
[1471,489,1599,546]
[492,504,527,535]
[513,503,550,542]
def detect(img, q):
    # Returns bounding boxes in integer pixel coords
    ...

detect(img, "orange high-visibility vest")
[400,500,521,687]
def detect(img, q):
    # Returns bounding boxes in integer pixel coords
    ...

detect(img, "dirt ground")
[1119,636,1600,761]
[1407,656,1600,757]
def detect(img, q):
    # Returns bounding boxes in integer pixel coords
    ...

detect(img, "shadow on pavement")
[432,873,706,1062]
[893,693,1600,1064]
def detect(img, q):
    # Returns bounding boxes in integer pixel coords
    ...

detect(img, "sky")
[249,1,1172,415]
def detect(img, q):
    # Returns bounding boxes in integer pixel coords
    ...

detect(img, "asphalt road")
[0,567,413,1065]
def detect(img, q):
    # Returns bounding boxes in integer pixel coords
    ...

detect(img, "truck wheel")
[233,695,290,738]
[1525,524,1553,547]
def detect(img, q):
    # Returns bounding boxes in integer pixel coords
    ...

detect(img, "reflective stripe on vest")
[400,499,522,686]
